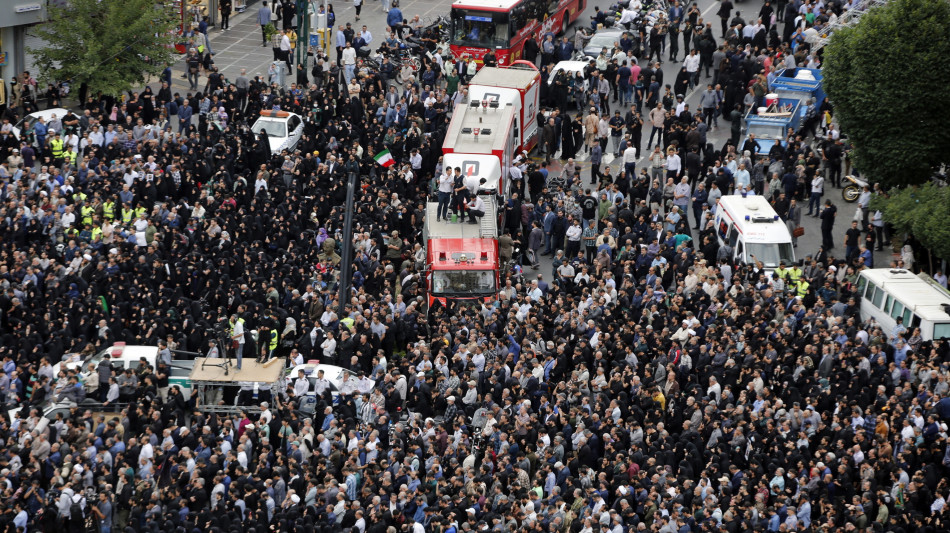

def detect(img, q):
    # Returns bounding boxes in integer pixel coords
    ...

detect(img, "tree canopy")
[872,183,950,261]
[30,0,179,97]
[822,0,950,188]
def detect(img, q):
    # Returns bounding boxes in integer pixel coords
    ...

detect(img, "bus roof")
[859,269,950,322]
[452,0,522,10]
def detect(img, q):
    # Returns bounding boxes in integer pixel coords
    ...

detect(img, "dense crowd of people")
[0,0,948,532]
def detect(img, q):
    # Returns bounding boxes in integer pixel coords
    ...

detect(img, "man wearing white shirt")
[310,371,330,401]
[683,50,701,88]
[808,174,824,215]
[622,141,638,180]
[321,331,337,361]
[666,150,682,180]
[466,195,485,224]
[437,168,454,221]
[294,370,310,397]
[509,163,524,197]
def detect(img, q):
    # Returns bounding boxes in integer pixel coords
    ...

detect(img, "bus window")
[934,323,950,340]
[890,300,904,320]
[856,275,867,298]
[903,308,912,325]
[718,220,728,240]
[736,241,744,262]
[525,0,542,21]
[871,285,884,308]
[510,3,526,33]
[882,294,892,315]
[910,314,922,330]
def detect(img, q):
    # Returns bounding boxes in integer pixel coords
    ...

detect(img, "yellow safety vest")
[80,205,94,226]
[135,206,147,219]
[775,267,788,280]
[49,138,64,159]
[787,267,802,282]
[795,280,810,297]
[268,329,278,351]
[91,227,103,241]
[121,208,134,224]
[102,201,115,220]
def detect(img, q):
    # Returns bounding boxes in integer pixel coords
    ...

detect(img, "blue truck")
[740,68,825,158]
[740,97,802,158]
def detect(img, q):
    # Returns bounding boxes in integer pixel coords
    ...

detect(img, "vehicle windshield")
[252,119,287,138]
[747,242,795,268]
[451,9,509,48]
[432,269,496,295]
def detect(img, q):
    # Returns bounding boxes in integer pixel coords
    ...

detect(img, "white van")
[54,343,160,383]
[855,269,950,341]
[714,195,796,271]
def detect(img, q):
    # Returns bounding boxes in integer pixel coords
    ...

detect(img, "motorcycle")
[841,175,868,203]
[362,40,422,84]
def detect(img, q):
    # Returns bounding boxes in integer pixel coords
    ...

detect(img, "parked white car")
[251,110,303,154]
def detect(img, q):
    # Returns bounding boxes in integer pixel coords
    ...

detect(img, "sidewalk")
[156,7,279,92]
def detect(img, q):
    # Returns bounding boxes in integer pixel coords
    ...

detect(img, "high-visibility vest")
[795,280,810,297]
[102,201,115,220]
[787,267,802,282]
[49,138,64,159]
[774,266,788,280]
[268,329,278,351]
[121,208,134,224]
[135,206,147,219]
[91,227,103,241]
[80,205,94,226]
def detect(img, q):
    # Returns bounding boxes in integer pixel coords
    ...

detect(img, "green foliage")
[822,0,950,188]
[263,23,279,42]
[872,184,950,261]
[29,0,178,97]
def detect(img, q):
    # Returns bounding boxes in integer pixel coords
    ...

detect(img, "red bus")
[449,0,585,67]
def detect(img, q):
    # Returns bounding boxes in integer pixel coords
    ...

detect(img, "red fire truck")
[424,204,499,309]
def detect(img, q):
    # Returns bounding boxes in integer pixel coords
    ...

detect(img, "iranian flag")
[374,149,395,167]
